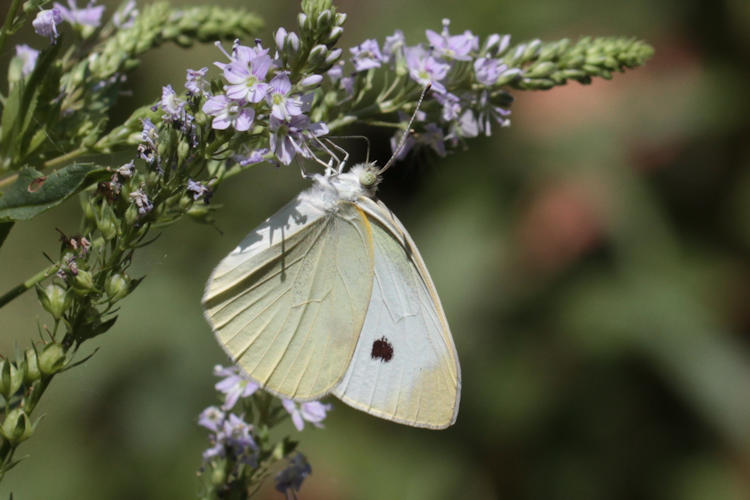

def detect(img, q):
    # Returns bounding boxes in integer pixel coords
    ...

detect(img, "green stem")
[43,147,88,169]
[0,0,23,56]
[0,264,58,309]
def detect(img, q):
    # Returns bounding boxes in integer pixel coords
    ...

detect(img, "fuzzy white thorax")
[300,163,381,212]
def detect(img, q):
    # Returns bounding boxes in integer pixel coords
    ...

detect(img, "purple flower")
[54,0,105,28]
[327,62,344,83]
[223,49,273,103]
[214,364,260,410]
[446,109,479,146]
[474,57,505,86]
[404,45,450,93]
[116,160,135,178]
[266,72,304,120]
[202,95,255,131]
[476,90,511,135]
[15,45,39,77]
[138,118,158,163]
[33,8,63,43]
[281,399,332,431]
[269,115,329,165]
[160,85,185,120]
[222,413,258,456]
[420,123,447,156]
[236,148,269,166]
[202,441,224,463]
[425,19,478,61]
[350,39,385,71]
[187,179,211,202]
[112,0,137,28]
[383,30,405,61]
[275,453,312,494]
[198,406,225,432]
[185,67,208,96]
[433,91,461,121]
[129,189,153,215]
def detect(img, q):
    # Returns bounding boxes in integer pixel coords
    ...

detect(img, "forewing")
[333,198,461,429]
[203,196,374,400]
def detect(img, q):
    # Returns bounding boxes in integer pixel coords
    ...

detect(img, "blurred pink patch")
[517,180,604,273]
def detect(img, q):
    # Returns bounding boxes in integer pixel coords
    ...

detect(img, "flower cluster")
[335,18,519,157]
[198,364,331,494]
[201,40,329,165]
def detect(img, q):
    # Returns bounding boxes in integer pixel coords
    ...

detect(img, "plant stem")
[0,264,58,309]
[0,0,23,56]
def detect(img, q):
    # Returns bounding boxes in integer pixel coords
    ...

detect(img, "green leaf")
[0,164,109,222]
[0,222,12,249]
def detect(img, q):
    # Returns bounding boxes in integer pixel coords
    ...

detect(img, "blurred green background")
[2,0,750,498]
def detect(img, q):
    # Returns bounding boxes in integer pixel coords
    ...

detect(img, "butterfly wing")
[333,197,461,429]
[203,195,374,400]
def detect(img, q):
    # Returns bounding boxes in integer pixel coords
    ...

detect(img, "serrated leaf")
[0,164,109,222]
[0,222,12,249]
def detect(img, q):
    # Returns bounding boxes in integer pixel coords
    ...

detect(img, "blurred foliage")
[1,0,749,498]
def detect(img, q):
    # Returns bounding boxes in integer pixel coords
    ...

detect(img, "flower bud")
[299,74,323,89]
[194,111,208,126]
[316,10,332,30]
[274,27,287,51]
[308,44,328,66]
[285,32,300,54]
[105,273,129,302]
[0,361,24,399]
[124,204,139,226]
[37,283,69,320]
[177,139,190,164]
[297,13,308,30]
[334,12,347,25]
[0,409,35,445]
[23,349,41,384]
[80,195,96,221]
[73,269,95,291]
[210,462,226,485]
[96,213,117,240]
[38,343,66,376]
[326,26,343,45]
[324,48,342,65]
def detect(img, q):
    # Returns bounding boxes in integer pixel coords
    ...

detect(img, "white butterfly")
[202,98,460,429]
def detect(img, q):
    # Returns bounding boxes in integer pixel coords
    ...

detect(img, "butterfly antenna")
[378,83,431,175]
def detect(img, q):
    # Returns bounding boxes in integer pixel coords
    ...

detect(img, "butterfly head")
[352,162,381,196]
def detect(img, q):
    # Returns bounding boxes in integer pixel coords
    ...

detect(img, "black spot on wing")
[371,336,393,362]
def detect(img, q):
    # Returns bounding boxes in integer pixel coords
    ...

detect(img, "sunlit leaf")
[0,164,109,222]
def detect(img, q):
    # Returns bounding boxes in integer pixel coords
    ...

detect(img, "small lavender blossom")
[236,148,268,166]
[266,72,304,120]
[269,115,329,165]
[474,57,505,86]
[160,85,185,120]
[223,48,273,103]
[420,123,447,156]
[129,189,153,215]
[15,45,39,78]
[327,62,344,83]
[222,413,258,459]
[350,39,385,71]
[186,179,211,202]
[112,0,137,28]
[476,90,511,135]
[185,67,209,96]
[214,364,259,410]
[202,95,255,131]
[54,0,105,28]
[281,399,332,431]
[116,160,135,178]
[404,45,450,93]
[383,30,405,61]
[433,91,461,121]
[426,18,479,61]
[198,406,225,432]
[275,453,312,494]
[33,8,63,43]
[138,118,159,163]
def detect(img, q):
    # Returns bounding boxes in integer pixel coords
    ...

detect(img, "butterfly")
[202,90,460,429]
